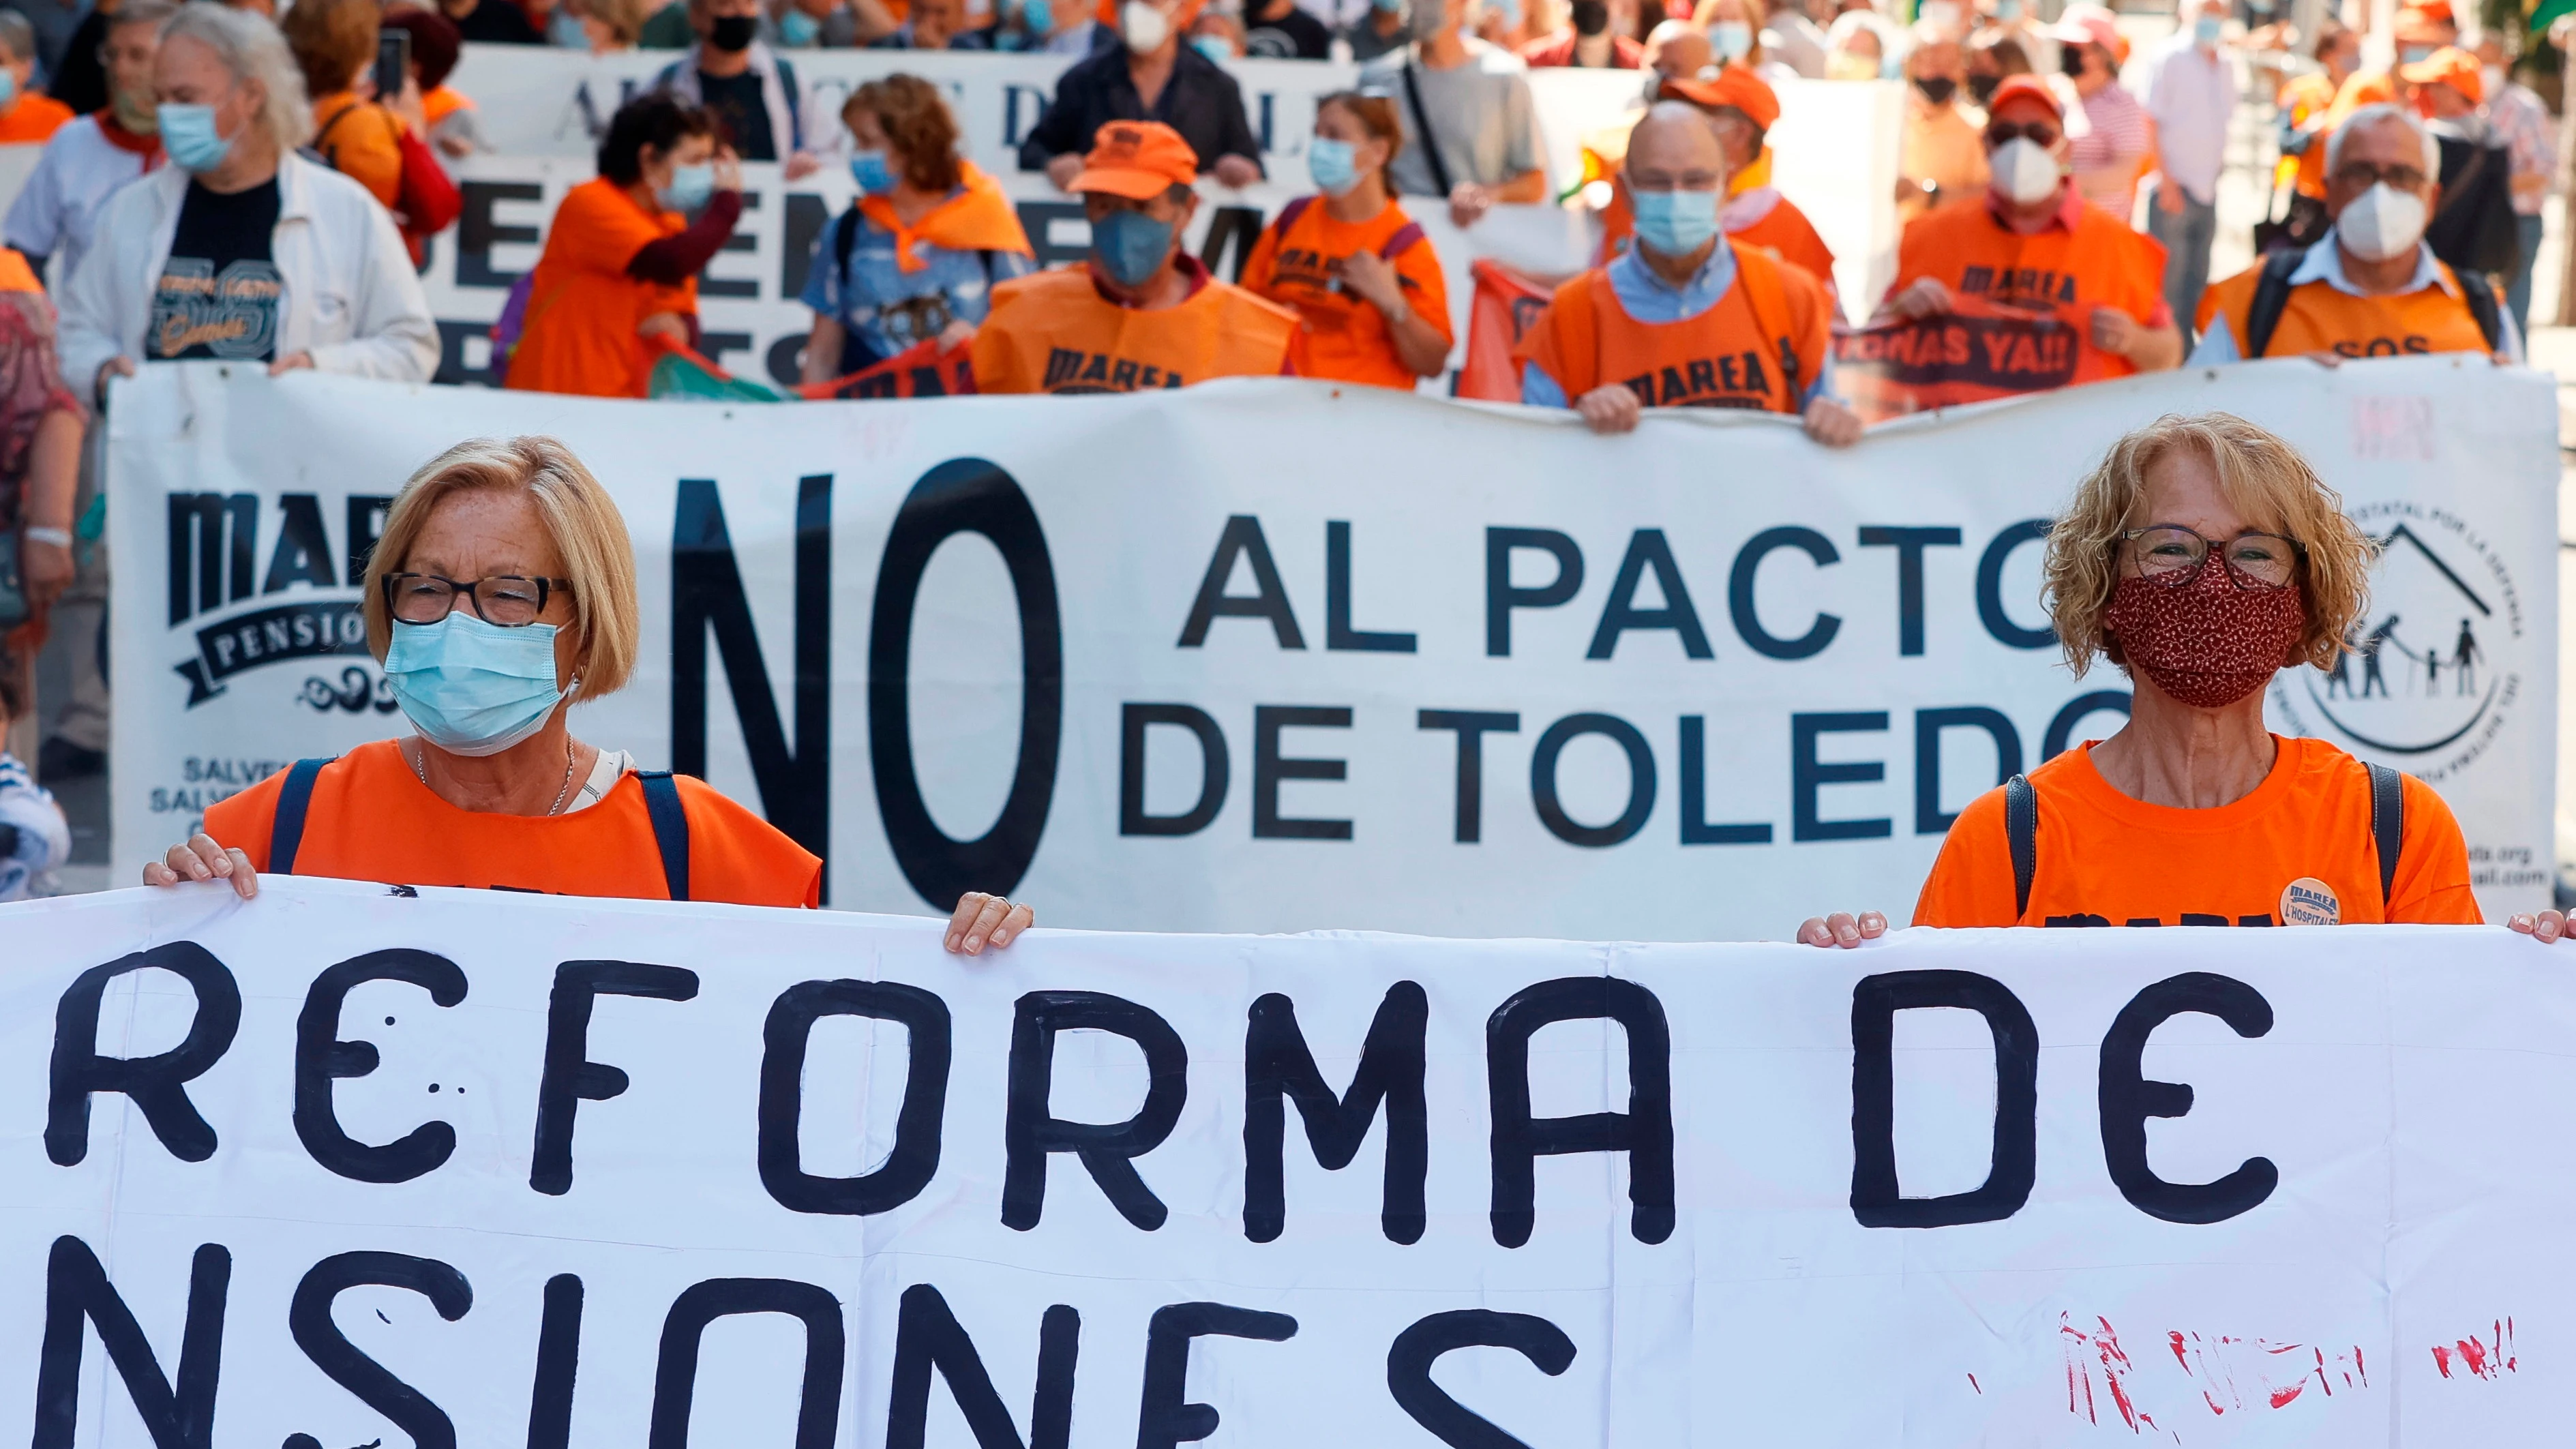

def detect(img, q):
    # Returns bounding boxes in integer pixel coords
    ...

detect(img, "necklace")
[411,738,580,816]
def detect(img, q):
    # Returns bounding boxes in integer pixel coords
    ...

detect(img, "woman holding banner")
[1801,413,2568,944]
[1240,90,1452,389]
[143,436,1034,952]
[797,74,1034,390]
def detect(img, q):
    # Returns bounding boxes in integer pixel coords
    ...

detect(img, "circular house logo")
[2270,500,2524,783]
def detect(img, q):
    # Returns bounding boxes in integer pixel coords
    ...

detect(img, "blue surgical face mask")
[659,161,716,211]
[1711,19,1752,57]
[0,71,18,110]
[383,612,567,758]
[1992,0,2019,17]
[158,102,232,173]
[1021,0,1054,28]
[2399,42,2432,63]
[850,149,896,194]
[1371,0,1403,16]
[1091,205,1177,288]
[779,5,822,44]
[1192,34,1231,61]
[2192,13,2221,45]
[1307,136,1361,195]
[1630,186,1720,256]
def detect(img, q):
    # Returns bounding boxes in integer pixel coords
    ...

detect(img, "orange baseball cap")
[2398,44,2481,102]
[1071,120,1199,200]
[1984,73,2064,121]
[1662,63,1780,131]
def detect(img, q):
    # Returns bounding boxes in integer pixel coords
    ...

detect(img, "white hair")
[159,3,312,153]
[2326,101,2440,177]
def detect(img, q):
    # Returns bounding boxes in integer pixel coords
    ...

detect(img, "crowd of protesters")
[0,0,2561,897]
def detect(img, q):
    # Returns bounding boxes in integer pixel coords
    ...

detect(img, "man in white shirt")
[1358,0,1547,228]
[2143,0,2233,342]
[3,1,171,283]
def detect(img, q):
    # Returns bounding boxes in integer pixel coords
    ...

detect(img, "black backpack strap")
[269,757,336,876]
[2453,266,2503,352]
[2242,243,2310,359]
[2003,773,2037,921]
[1398,59,1456,198]
[2367,763,2405,910]
[635,770,692,903]
[833,206,861,283]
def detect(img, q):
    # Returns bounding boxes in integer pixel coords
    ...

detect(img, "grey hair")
[0,12,34,63]
[2326,101,2440,177]
[159,2,312,153]
[110,1,183,35]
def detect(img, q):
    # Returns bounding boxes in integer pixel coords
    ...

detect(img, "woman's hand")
[1885,277,1953,320]
[1574,381,1642,434]
[19,531,72,612]
[1212,153,1262,189]
[142,834,258,900]
[2509,910,2568,943]
[268,350,314,375]
[1338,249,1403,313]
[1448,181,1495,229]
[938,318,978,349]
[1801,396,1864,447]
[714,146,745,194]
[783,151,822,181]
[1796,910,1889,948]
[1045,153,1085,192]
[946,891,1033,954]
[638,311,689,344]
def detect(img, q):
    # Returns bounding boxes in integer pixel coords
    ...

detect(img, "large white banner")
[107,357,2558,937]
[5,880,2573,1444]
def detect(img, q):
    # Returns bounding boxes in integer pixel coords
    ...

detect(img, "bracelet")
[21,526,71,548]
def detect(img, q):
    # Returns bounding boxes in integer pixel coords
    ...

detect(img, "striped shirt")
[2485,80,2556,217]
[0,751,68,901]
[2067,80,2153,222]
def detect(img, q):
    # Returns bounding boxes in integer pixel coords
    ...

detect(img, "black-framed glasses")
[2331,160,2428,192]
[1986,121,2061,148]
[382,573,573,627]
[2117,526,2305,591]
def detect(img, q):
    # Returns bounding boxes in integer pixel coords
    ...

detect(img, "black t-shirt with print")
[149,178,282,363]
[698,68,776,160]
[1246,3,1332,58]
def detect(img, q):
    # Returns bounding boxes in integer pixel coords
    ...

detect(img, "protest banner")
[4,878,2569,1442]
[108,355,2558,938]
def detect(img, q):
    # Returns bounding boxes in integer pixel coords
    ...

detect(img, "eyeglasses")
[2117,526,2305,591]
[1986,121,2061,148]
[383,573,574,627]
[2331,161,2428,192]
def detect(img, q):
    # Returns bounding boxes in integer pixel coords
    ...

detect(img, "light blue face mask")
[1710,19,1752,57]
[1992,0,2019,18]
[158,102,232,173]
[779,5,822,43]
[1192,34,1231,61]
[659,161,716,211]
[1307,136,1361,196]
[1091,206,1177,288]
[383,611,567,758]
[1630,186,1720,256]
[1021,0,1053,31]
[850,149,896,194]
[2192,14,2221,45]
[0,70,18,110]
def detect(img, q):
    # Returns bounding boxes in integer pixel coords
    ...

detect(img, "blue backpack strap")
[269,757,336,876]
[2003,773,2037,921]
[635,770,692,902]
[2367,763,2405,910]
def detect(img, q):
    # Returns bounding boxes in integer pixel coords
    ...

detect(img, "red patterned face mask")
[2103,566,2307,708]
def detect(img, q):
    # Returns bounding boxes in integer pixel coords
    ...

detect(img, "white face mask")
[2337,181,2428,262]
[1121,0,1170,50]
[1990,136,2061,205]
[2481,65,2506,98]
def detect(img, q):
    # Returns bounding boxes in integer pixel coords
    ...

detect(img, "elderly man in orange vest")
[972,120,1297,394]
[1517,102,1861,444]
[2191,100,2515,363]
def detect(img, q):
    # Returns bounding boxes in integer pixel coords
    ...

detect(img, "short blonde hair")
[2043,413,2377,678]
[362,437,641,703]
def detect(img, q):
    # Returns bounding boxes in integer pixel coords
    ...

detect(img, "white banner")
[108,357,2558,937]
[5,880,2574,1444]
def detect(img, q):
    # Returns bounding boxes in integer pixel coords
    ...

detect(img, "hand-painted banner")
[107,355,2558,938]
[1833,304,2094,423]
[5,879,2571,1444]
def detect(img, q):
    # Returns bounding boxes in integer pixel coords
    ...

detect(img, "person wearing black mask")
[1521,0,1643,66]
[1899,24,1985,220]
[439,0,545,45]
[1962,27,2029,108]
[648,0,822,177]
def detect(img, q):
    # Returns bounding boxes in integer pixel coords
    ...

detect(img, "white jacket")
[56,153,437,399]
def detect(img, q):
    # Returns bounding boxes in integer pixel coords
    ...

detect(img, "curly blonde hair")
[2043,413,2377,679]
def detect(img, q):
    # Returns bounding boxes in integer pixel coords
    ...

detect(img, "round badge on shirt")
[2279,877,2340,925]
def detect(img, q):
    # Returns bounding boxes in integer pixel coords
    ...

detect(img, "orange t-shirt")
[504,177,694,400]
[1913,734,2479,928]
[0,92,72,143]
[1885,188,2172,385]
[1240,196,1452,390]
[1514,241,1832,414]
[310,92,405,211]
[422,85,475,129]
[970,262,1299,394]
[2276,71,2336,199]
[2195,258,2492,361]
[205,740,822,908]
[1728,195,1838,299]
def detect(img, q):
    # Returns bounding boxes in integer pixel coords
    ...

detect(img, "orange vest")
[1887,191,2170,385]
[1727,194,1838,299]
[970,265,1298,394]
[1241,194,1452,391]
[1513,240,1829,414]
[2276,71,2337,199]
[505,177,695,400]
[2196,256,2492,360]
[205,741,822,907]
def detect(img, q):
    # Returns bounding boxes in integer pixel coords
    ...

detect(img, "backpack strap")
[2452,265,2503,352]
[269,757,336,876]
[1379,218,1426,260]
[1398,59,1457,198]
[832,206,861,284]
[2003,772,2038,921]
[1270,194,1317,245]
[2241,243,2310,359]
[635,770,693,903]
[1724,239,1806,413]
[2367,763,2405,910]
